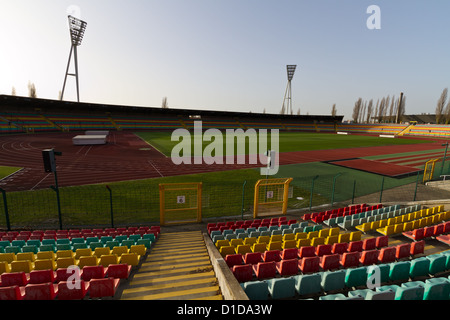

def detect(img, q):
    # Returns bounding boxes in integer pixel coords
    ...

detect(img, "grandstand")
[1,94,450,302]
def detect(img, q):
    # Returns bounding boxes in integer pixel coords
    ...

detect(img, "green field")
[0,166,22,179]
[136,131,430,156]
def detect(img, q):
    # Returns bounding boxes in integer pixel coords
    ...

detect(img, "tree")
[11,87,16,96]
[366,99,373,123]
[331,104,337,117]
[297,108,301,115]
[352,98,363,123]
[436,88,448,124]
[28,82,37,98]
[162,97,168,109]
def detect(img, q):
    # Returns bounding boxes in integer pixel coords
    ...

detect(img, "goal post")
[159,182,202,226]
[253,178,293,218]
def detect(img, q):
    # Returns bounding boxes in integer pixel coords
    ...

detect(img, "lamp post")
[61,15,88,103]
[282,65,297,115]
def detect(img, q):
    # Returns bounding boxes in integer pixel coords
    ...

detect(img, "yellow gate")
[423,159,439,183]
[159,183,202,226]
[253,178,293,218]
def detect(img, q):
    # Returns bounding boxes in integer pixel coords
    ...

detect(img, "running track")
[0,132,444,192]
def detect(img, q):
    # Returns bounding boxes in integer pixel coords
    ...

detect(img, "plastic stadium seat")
[375,236,389,249]
[345,267,368,288]
[0,285,25,300]
[1,272,29,287]
[244,252,262,265]
[82,265,108,281]
[107,264,132,280]
[389,261,411,282]
[252,262,276,280]
[395,243,411,260]
[276,259,298,276]
[10,260,33,273]
[298,246,316,259]
[409,257,431,279]
[347,241,363,253]
[29,269,56,285]
[225,254,243,268]
[219,246,236,258]
[378,247,396,264]
[362,237,377,251]
[423,278,450,300]
[280,248,298,260]
[232,264,253,283]
[24,283,58,300]
[57,280,90,300]
[56,267,81,282]
[75,248,93,260]
[0,261,10,274]
[320,269,346,292]
[267,277,296,299]
[89,277,120,298]
[298,256,320,274]
[410,240,425,256]
[263,250,281,263]
[99,254,119,268]
[294,273,322,296]
[427,254,447,275]
[395,284,424,300]
[332,242,348,255]
[119,253,140,267]
[315,244,332,257]
[94,247,111,258]
[241,281,269,300]
[340,251,361,269]
[359,249,379,266]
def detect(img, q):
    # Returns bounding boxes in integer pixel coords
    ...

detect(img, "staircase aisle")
[119,231,223,300]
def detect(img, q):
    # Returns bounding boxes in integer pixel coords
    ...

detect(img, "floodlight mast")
[61,15,87,103]
[282,65,297,115]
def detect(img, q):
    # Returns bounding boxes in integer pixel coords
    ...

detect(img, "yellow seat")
[377,225,395,236]
[370,221,381,231]
[99,254,119,268]
[338,233,351,243]
[266,241,282,251]
[16,252,35,262]
[282,234,295,241]
[403,221,413,232]
[243,237,257,246]
[34,259,56,271]
[56,250,74,259]
[77,255,99,268]
[56,257,76,269]
[74,248,93,260]
[130,245,146,257]
[394,224,404,234]
[10,260,33,273]
[432,214,440,224]
[412,220,421,230]
[219,246,236,257]
[251,243,266,253]
[215,240,230,249]
[307,231,319,239]
[379,219,388,228]
[229,239,244,248]
[329,228,340,236]
[325,235,339,245]
[112,246,129,256]
[0,261,11,274]
[257,236,270,244]
[94,247,112,258]
[349,231,362,242]
[36,251,55,261]
[387,218,396,226]
[318,229,330,238]
[270,235,283,242]
[295,233,307,240]
[0,253,16,264]
[395,216,403,224]
[119,253,140,267]
[310,237,325,247]
[283,239,297,249]
[235,244,252,255]
[297,238,311,248]
[355,222,371,233]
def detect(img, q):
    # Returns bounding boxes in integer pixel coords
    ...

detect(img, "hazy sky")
[1,0,449,120]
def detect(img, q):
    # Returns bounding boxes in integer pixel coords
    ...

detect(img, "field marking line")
[31,171,53,190]
[148,160,164,178]
[134,133,168,158]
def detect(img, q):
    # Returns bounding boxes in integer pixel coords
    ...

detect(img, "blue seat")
[389,261,411,282]
[293,273,322,296]
[320,270,346,292]
[423,278,450,300]
[212,234,224,243]
[345,267,368,288]
[241,281,269,300]
[266,277,296,299]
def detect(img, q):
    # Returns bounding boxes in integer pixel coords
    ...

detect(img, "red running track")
[0,132,443,192]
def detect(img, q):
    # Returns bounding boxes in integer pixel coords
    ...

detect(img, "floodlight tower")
[61,15,87,103]
[282,65,297,115]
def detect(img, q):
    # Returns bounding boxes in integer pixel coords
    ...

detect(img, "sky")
[1,0,450,121]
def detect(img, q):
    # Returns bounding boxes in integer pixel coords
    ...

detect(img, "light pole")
[282,65,297,115]
[61,15,87,103]
[440,142,449,177]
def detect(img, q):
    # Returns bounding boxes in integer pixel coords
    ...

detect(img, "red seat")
[410,240,425,256]
[0,285,25,300]
[81,265,107,281]
[232,264,253,283]
[225,254,243,267]
[434,224,445,236]
[375,236,389,248]
[320,254,340,271]
[57,280,90,300]
[298,256,320,274]
[24,283,58,300]
[423,226,435,238]
[1,272,29,287]
[410,228,424,241]
[252,262,276,280]
[56,267,81,283]
[276,259,298,276]
[288,220,297,226]
[332,242,348,255]
[395,243,411,260]
[362,238,377,251]
[89,277,120,298]
[347,241,363,252]
[302,213,311,221]
[444,221,450,233]
[29,269,57,285]
[244,252,262,265]
[436,234,450,246]
[359,249,380,265]
[298,246,316,259]
[377,247,396,264]
[316,244,332,257]
[263,250,281,263]
[340,251,360,268]
[280,248,298,260]
[107,264,132,280]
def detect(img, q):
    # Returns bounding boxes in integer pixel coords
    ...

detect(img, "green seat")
[0,240,11,248]
[319,293,347,300]
[427,254,447,275]
[241,281,269,300]
[71,238,85,245]
[120,240,135,249]
[72,243,88,251]
[21,245,38,254]
[128,234,141,242]
[320,270,346,292]
[85,237,100,245]
[367,263,390,286]
[11,240,26,248]
[89,242,104,250]
[39,244,56,253]
[423,278,450,300]
[105,241,120,250]
[5,246,21,254]
[293,273,322,296]
[266,277,296,299]
[395,284,424,300]
[409,257,430,279]
[136,239,151,249]
[26,240,41,248]
[56,238,70,245]
[41,239,56,246]
[114,235,128,243]
[100,236,113,244]
[345,267,368,288]
[56,243,71,251]
[389,261,411,282]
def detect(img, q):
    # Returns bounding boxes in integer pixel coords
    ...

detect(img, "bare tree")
[436,88,448,124]
[444,100,450,124]
[331,104,337,117]
[11,87,16,96]
[28,81,37,98]
[297,108,301,115]
[352,98,363,123]
[366,99,373,123]
[378,97,385,123]
[388,95,395,123]
[162,97,169,109]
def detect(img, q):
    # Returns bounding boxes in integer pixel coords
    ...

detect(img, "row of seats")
[207,217,291,234]
[403,221,450,241]
[376,210,449,236]
[0,226,160,242]
[334,205,419,230]
[321,277,450,300]
[240,251,450,300]
[231,241,426,283]
[301,204,379,223]
[0,244,147,274]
